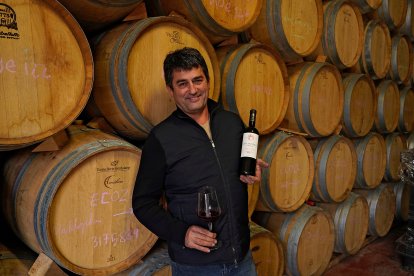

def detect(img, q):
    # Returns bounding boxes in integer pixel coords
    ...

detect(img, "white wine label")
[241,133,259,158]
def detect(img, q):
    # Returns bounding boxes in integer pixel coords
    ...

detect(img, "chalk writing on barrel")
[251,84,273,95]
[56,212,102,236]
[90,189,129,207]
[113,208,133,217]
[207,0,250,19]
[92,227,140,248]
[0,57,51,79]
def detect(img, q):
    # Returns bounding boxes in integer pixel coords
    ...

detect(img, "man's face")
[167,66,209,117]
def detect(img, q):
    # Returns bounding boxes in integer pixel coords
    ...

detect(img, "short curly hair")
[163,47,210,88]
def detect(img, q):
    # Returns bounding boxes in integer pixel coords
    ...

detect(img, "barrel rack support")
[28,253,67,276]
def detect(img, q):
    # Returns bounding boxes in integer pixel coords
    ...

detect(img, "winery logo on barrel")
[0,3,19,40]
[255,54,266,65]
[167,31,184,45]
[96,160,130,173]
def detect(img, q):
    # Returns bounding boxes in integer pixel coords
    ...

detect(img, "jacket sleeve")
[132,132,189,245]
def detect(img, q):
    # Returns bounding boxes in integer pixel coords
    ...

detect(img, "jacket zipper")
[210,140,238,266]
[176,103,239,265]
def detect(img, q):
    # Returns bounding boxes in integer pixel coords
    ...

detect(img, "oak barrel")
[352,20,391,80]
[398,87,414,133]
[57,0,143,33]
[374,80,400,134]
[354,183,396,237]
[246,0,323,63]
[353,132,387,189]
[0,237,36,276]
[309,0,364,69]
[282,62,344,137]
[1,125,158,275]
[341,73,376,138]
[255,131,314,212]
[384,132,407,182]
[400,0,414,40]
[0,0,93,150]
[144,0,263,44]
[253,205,335,276]
[349,0,382,13]
[310,135,357,203]
[375,0,408,31]
[248,180,260,220]
[388,34,413,85]
[319,192,369,254]
[250,221,284,276]
[393,182,411,222]
[89,16,220,140]
[216,43,290,135]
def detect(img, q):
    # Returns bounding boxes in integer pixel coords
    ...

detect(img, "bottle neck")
[249,119,255,128]
[249,110,256,128]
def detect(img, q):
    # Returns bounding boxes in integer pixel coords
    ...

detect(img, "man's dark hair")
[163,47,210,88]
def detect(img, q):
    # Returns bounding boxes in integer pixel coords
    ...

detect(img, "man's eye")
[177,82,187,88]
[193,79,202,85]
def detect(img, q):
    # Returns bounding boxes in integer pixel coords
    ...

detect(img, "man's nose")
[188,82,197,93]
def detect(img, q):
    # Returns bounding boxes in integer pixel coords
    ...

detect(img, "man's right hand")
[184,225,217,253]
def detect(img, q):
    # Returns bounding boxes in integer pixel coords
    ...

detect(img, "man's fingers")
[257,158,269,168]
[185,225,217,252]
[240,175,257,184]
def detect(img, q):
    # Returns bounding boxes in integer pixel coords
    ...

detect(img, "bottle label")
[240,133,259,158]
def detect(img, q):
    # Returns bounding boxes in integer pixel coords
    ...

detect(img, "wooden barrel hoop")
[399,87,414,133]
[322,0,364,69]
[257,132,314,212]
[291,62,343,137]
[353,132,386,188]
[341,73,376,137]
[332,193,368,254]
[375,80,400,134]
[311,135,356,203]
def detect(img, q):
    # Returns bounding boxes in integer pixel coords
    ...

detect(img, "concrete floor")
[324,222,414,276]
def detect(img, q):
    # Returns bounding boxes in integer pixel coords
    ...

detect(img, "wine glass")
[197,186,222,250]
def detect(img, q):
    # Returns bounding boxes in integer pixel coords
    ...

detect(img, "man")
[132,47,267,275]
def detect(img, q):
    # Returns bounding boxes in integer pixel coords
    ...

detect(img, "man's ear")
[166,85,173,97]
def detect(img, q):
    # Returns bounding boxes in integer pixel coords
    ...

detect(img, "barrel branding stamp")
[0,3,19,39]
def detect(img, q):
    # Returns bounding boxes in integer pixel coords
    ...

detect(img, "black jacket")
[132,99,250,265]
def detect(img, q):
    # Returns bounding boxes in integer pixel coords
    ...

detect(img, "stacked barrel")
[0,0,413,275]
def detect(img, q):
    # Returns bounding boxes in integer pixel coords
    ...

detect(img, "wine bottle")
[240,109,259,176]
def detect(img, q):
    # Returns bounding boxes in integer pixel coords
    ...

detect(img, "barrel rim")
[259,132,314,212]
[361,19,391,79]
[312,135,357,203]
[293,62,344,137]
[341,73,376,137]
[353,132,386,188]
[322,0,364,69]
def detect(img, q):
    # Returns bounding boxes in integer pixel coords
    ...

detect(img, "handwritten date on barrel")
[92,228,140,248]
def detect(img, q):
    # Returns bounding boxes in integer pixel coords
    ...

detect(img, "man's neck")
[188,108,209,125]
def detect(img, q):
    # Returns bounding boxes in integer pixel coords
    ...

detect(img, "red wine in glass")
[198,210,221,222]
[197,186,222,250]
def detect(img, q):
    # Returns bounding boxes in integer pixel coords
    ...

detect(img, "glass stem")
[208,221,213,232]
